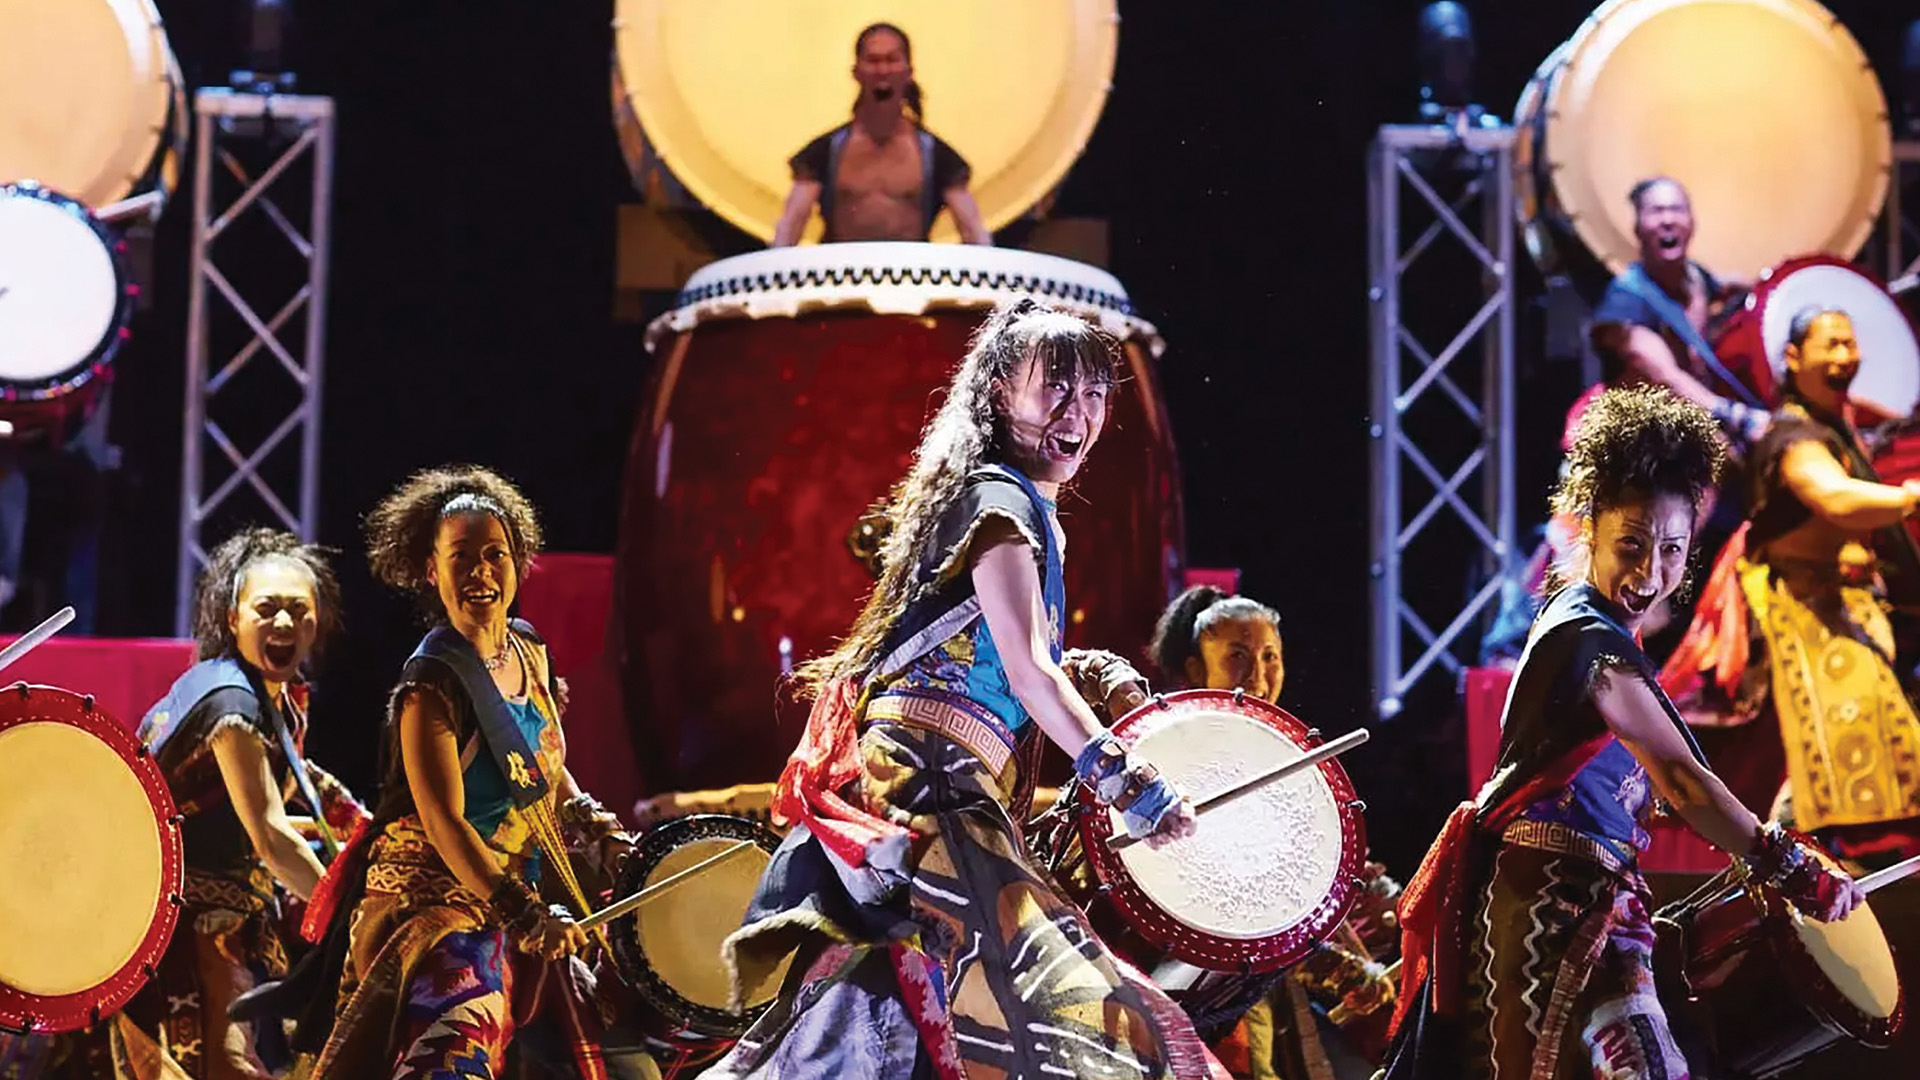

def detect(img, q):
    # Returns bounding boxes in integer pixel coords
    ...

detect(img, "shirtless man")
[771,22,992,246]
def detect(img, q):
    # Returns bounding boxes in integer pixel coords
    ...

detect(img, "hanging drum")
[609,0,1119,241]
[0,684,184,1035]
[615,243,1184,794]
[0,0,188,213]
[1515,0,1889,290]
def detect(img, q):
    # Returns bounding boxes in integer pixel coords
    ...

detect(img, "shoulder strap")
[411,627,550,808]
[1617,264,1763,407]
[919,127,938,238]
[822,125,852,240]
[140,657,255,756]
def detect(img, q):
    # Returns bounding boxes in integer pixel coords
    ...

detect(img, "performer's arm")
[1779,441,1920,530]
[771,179,822,247]
[972,526,1104,757]
[211,722,325,901]
[943,186,992,246]
[398,688,587,957]
[1608,325,1724,412]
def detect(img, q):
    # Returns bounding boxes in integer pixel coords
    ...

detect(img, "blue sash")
[409,618,549,809]
[1617,263,1763,407]
[140,657,254,757]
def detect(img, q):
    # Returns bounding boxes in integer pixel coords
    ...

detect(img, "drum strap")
[411,620,551,809]
[269,695,339,859]
[1618,263,1764,407]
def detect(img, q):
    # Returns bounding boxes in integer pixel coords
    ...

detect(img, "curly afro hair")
[364,465,543,617]
[191,527,344,663]
[1551,383,1725,538]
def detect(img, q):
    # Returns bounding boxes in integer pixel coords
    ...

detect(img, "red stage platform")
[0,633,194,733]
[1464,667,1724,875]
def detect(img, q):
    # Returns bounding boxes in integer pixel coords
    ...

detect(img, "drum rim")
[1073,688,1369,974]
[0,181,137,404]
[1539,0,1891,279]
[607,812,783,1043]
[1756,868,1907,1045]
[0,683,183,1034]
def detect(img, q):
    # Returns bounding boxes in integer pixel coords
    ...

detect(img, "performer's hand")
[1143,793,1197,849]
[524,906,590,961]
[1061,649,1149,718]
[1783,855,1865,923]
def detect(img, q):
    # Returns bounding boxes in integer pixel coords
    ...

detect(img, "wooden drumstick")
[0,606,74,677]
[1108,728,1370,850]
[577,839,759,933]
[1328,958,1401,1026]
[1856,853,1920,895]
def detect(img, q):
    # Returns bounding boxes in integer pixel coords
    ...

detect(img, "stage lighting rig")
[229,0,296,96]
[1416,3,1498,130]
[1904,19,1920,137]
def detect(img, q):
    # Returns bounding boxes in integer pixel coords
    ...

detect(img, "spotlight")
[1417,2,1477,120]
[1904,19,1920,136]
[229,0,297,95]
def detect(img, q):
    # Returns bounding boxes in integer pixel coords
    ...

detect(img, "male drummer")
[1663,306,1920,871]
[770,22,993,246]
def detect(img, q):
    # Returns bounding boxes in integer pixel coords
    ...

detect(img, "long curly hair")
[791,299,1121,698]
[1148,585,1282,688]
[364,465,543,618]
[1546,385,1725,593]
[191,527,344,663]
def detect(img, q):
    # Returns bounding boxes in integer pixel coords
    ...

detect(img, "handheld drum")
[1655,851,1904,1077]
[0,182,136,444]
[604,814,789,1051]
[1074,690,1369,974]
[0,684,183,1035]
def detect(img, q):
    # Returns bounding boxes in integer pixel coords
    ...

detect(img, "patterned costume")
[1662,402,1920,867]
[1386,584,1705,1080]
[292,620,643,1080]
[706,464,1225,1080]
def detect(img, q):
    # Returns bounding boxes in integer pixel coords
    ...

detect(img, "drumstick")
[0,607,74,677]
[1108,728,1370,850]
[577,839,759,933]
[1856,853,1920,895]
[1328,959,1402,1026]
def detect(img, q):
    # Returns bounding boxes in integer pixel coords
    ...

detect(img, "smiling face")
[1186,615,1285,704]
[1785,310,1860,408]
[228,557,319,685]
[429,511,518,629]
[997,347,1110,489]
[1632,179,1693,270]
[852,26,910,106]
[1585,490,1694,629]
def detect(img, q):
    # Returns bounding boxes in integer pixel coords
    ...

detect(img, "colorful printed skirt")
[710,720,1225,1080]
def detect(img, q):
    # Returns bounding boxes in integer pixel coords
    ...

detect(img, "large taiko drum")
[1712,254,1920,423]
[1654,853,1903,1076]
[609,0,1119,242]
[0,684,183,1035]
[615,243,1183,794]
[1515,0,1889,290]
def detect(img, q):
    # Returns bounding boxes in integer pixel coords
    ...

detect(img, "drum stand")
[173,89,334,635]
[1366,124,1518,720]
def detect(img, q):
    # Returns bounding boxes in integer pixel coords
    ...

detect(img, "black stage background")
[69,1,1917,880]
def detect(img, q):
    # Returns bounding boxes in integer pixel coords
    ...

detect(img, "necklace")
[483,633,513,671]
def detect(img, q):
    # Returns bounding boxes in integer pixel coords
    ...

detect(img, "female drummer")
[299,467,646,1079]
[1384,386,1864,1080]
[708,298,1218,1080]
[116,527,366,1080]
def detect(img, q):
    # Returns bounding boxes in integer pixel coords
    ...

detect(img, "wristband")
[1119,773,1180,837]
[487,877,545,939]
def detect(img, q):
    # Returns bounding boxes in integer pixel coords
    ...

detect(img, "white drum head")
[1109,707,1345,939]
[0,0,176,206]
[0,192,122,384]
[1792,854,1901,1020]
[612,0,1118,244]
[634,835,784,1009]
[1758,264,1920,419]
[0,721,163,996]
[1543,0,1889,281]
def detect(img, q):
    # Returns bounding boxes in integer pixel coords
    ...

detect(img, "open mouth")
[1654,232,1684,256]
[873,84,895,101]
[461,588,501,607]
[1619,587,1656,615]
[1043,431,1084,463]
[263,641,298,670]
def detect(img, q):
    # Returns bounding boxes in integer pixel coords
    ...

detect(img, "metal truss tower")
[1367,123,1518,720]
[175,89,335,634]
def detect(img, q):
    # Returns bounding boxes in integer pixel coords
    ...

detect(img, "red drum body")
[1713,254,1920,423]
[1075,690,1368,974]
[0,684,183,1034]
[1654,858,1903,1077]
[615,243,1185,793]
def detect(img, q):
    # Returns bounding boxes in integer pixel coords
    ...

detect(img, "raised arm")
[398,688,586,958]
[943,186,992,246]
[771,179,823,247]
[1778,440,1920,531]
[212,723,326,900]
